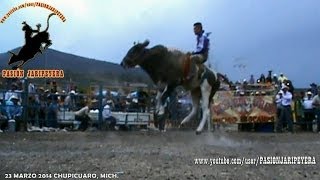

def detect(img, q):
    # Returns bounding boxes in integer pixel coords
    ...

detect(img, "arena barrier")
[57,111,152,127]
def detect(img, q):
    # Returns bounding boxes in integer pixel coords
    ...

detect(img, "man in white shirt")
[302,91,314,131]
[102,104,116,130]
[312,94,320,132]
[276,84,293,133]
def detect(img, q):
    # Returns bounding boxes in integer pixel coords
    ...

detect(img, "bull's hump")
[167,47,185,53]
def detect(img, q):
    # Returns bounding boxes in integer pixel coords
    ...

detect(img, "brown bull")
[121,40,228,134]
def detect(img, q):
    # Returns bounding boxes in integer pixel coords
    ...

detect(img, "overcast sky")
[0,0,319,88]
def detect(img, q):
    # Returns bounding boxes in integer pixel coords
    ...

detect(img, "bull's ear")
[142,39,150,47]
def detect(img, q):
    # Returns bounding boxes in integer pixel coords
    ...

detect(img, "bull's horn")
[142,39,150,47]
[8,51,15,55]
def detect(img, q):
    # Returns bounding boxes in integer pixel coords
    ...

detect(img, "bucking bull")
[7,13,56,69]
[120,40,229,134]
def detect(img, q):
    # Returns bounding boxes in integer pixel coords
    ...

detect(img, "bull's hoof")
[195,130,202,135]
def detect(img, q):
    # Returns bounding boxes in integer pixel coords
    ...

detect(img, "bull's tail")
[45,13,56,32]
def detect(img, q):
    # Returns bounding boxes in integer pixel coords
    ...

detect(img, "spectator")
[272,74,279,85]
[243,79,248,85]
[102,104,116,130]
[114,96,126,112]
[0,95,6,114]
[38,91,47,128]
[266,70,272,84]
[235,85,241,96]
[242,79,248,94]
[5,95,23,131]
[64,90,76,111]
[302,91,314,131]
[28,82,36,94]
[310,83,318,96]
[28,95,40,127]
[5,83,19,101]
[278,73,288,84]
[294,91,305,127]
[259,74,266,84]
[137,90,149,113]
[249,75,255,84]
[275,91,283,121]
[74,103,91,131]
[276,84,293,133]
[0,96,8,132]
[47,95,59,128]
[312,93,320,132]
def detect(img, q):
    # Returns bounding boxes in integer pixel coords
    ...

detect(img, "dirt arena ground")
[1,129,320,180]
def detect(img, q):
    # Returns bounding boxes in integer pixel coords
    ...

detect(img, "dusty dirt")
[0,129,320,180]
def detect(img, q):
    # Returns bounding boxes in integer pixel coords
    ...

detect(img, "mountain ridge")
[0,47,153,88]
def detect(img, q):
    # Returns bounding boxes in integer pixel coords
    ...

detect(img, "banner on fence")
[211,91,277,124]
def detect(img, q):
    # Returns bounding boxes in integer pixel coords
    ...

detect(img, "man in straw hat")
[276,83,293,133]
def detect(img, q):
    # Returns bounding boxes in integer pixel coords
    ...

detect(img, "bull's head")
[120,39,150,69]
[7,51,18,65]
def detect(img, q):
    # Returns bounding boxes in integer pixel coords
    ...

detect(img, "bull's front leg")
[179,88,200,128]
[156,85,168,116]
[155,90,163,115]
[154,84,169,132]
[196,79,212,134]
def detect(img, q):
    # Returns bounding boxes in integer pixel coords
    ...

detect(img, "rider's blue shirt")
[194,32,209,55]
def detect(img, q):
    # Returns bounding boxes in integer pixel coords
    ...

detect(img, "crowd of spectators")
[0,79,85,132]
[229,70,320,133]
[231,70,288,96]
[0,78,152,132]
[293,84,320,133]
